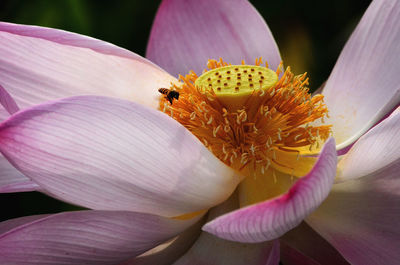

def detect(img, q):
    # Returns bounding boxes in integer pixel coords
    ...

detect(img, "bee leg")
[167,97,173,105]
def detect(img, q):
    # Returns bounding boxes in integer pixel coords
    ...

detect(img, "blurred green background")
[0,0,370,221]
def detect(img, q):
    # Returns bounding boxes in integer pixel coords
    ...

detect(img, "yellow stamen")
[158,58,331,206]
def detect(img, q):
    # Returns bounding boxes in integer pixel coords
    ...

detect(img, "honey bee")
[158,88,180,105]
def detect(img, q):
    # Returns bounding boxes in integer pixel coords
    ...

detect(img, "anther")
[270,89,275,96]
[224,124,230,132]
[250,144,256,155]
[213,125,221,137]
[265,159,271,171]
[238,111,247,122]
[222,144,227,154]
[207,116,213,125]
[232,151,238,158]
[223,153,229,161]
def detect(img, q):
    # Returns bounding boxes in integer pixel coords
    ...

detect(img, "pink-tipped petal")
[0,155,39,193]
[0,84,19,115]
[147,0,281,77]
[337,106,400,181]
[173,191,280,265]
[281,222,349,265]
[0,22,176,114]
[306,156,400,265]
[203,138,337,243]
[0,210,201,265]
[0,96,239,217]
[322,0,400,148]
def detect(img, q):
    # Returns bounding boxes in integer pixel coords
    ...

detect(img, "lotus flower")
[0,0,399,264]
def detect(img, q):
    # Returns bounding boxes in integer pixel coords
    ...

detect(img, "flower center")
[194,64,278,112]
[158,58,331,205]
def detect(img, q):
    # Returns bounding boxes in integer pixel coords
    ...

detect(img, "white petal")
[337,106,400,181]
[0,96,240,217]
[307,157,400,264]
[322,0,400,148]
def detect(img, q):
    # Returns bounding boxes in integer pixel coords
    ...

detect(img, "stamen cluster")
[159,58,331,177]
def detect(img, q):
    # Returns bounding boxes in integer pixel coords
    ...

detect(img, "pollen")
[158,58,331,182]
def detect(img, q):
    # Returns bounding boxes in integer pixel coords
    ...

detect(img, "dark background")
[0,0,370,220]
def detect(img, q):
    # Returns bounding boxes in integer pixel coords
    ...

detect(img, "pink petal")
[337,106,400,181]
[0,179,40,193]
[0,96,240,217]
[0,84,19,115]
[147,0,281,77]
[0,210,200,265]
[120,218,204,265]
[174,191,280,265]
[306,156,400,265]
[176,226,280,265]
[0,21,149,60]
[0,22,176,114]
[0,84,34,193]
[322,0,400,148]
[0,215,49,235]
[280,222,349,265]
[203,138,337,243]
[0,155,39,193]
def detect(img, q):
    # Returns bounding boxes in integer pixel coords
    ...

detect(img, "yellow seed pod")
[195,65,278,110]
